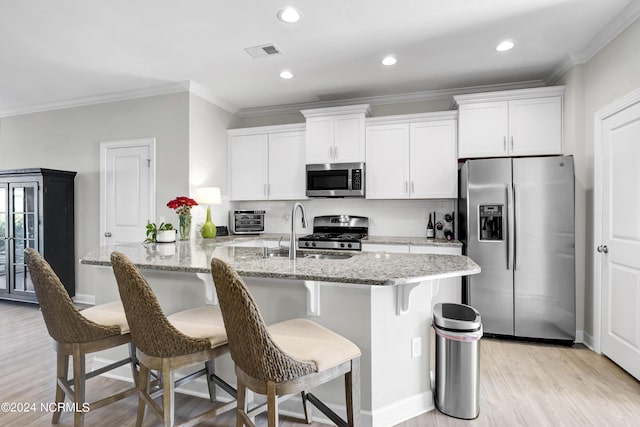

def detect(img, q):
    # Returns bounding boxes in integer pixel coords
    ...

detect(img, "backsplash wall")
[229,199,455,238]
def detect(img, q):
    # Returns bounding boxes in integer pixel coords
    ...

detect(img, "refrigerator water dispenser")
[478,205,503,241]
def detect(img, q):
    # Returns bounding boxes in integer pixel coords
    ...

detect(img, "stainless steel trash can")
[433,303,482,419]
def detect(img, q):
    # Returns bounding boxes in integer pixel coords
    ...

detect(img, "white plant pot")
[156,229,177,243]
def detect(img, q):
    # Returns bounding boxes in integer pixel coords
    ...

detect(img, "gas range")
[298,215,369,251]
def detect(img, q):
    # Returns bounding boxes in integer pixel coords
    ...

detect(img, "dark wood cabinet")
[0,168,76,303]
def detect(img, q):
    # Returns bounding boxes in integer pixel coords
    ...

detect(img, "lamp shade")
[195,187,221,205]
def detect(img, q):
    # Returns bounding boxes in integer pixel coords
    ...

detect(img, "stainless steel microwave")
[306,162,365,197]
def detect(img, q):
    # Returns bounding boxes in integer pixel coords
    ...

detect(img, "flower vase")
[178,214,192,240]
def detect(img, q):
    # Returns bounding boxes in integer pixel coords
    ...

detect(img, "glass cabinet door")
[9,182,38,298]
[0,184,7,294]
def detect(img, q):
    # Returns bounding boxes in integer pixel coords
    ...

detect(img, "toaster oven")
[230,210,265,234]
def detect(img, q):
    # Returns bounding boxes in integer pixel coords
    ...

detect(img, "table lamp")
[195,187,221,238]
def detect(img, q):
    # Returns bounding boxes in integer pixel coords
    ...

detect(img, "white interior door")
[598,96,640,381]
[100,138,155,245]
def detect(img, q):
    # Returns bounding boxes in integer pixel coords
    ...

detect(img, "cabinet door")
[0,184,7,294]
[458,101,509,158]
[508,96,563,156]
[305,116,334,164]
[230,134,268,200]
[268,131,306,200]
[7,182,38,300]
[365,124,410,199]
[410,120,457,198]
[334,114,365,162]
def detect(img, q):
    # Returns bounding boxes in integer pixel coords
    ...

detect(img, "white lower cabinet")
[229,126,306,201]
[365,113,457,199]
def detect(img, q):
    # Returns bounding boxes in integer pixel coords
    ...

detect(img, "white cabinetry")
[229,124,306,201]
[301,104,371,164]
[455,86,564,159]
[365,112,457,199]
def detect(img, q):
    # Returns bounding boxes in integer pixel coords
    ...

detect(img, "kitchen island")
[80,238,479,427]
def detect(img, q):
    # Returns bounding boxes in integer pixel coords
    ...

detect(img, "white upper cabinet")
[302,104,370,164]
[366,112,458,199]
[455,86,564,159]
[229,125,306,201]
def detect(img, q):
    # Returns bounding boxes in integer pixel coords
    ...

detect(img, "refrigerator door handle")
[513,183,518,271]
[505,184,510,270]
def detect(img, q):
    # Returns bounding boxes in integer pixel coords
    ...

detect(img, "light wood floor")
[1,300,639,426]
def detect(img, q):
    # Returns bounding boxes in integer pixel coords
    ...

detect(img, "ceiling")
[1,0,638,117]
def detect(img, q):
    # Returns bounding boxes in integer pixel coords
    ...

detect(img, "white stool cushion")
[268,318,361,372]
[167,306,227,348]
[80,301,130,334]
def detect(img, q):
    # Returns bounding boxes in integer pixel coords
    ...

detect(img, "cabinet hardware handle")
[597,245,608,253]
[511,136,514,151]
[104,232,112,238]
[334,146,338,159]
[411,181,415,193]
[404,181,408,193]
[503,136,507,151]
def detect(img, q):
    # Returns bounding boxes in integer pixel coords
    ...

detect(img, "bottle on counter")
[444,229,453,241]
[427,213,435,239]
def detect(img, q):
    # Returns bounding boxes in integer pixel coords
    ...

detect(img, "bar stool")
[210,257,362,427]
[24,248,138,427]
[110,251,236,427]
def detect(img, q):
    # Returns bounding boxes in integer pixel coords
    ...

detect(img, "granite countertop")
[81,238,479,286]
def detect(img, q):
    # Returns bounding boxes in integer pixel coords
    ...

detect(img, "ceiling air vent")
[245,43,283,59]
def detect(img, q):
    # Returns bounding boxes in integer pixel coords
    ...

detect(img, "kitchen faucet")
[289,202,308,260]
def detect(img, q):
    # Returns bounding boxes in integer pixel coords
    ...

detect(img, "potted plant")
[145,222,175,243]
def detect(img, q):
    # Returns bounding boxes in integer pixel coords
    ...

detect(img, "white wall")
[0,93,190,297]
[187,94,238,232]
[558,17,640,342]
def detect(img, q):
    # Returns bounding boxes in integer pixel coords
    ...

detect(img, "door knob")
[597,245,608,253]
[104,232,112,238]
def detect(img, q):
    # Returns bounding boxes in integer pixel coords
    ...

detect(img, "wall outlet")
[411,337,422,358]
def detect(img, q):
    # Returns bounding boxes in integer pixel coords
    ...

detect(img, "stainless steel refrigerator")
[459,156,575,342]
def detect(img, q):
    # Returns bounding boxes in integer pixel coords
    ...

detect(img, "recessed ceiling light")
[495,40,515,52]
[382,56,397,66]
[277,7,301,23]
[280,70,294,79]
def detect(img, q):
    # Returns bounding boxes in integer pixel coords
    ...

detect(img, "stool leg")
[129,342,139,386]
[52,352,68,424]
[136,364,150,427]
[72,344,85,427]
[162,361,175,427]
[236,381,246,427]
[205,359,217,402]
[267,381,278,427]
[345,358,361,427]
[301,391,312,424]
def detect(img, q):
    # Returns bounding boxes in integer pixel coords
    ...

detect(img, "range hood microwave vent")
[245,43,282,58]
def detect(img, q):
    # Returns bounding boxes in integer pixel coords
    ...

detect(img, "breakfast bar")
[80,238,480,427]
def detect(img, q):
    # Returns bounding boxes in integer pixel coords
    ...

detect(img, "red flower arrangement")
[167,196,198,215]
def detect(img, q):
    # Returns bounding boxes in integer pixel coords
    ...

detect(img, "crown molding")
[0,81,197,118]
[236,80,545,118]
[186,81,238,114]
[546,2,640,85]
[573,1,640,65]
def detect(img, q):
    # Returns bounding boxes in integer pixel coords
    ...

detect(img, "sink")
[303,253,352,260]
[264,251,352,260]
